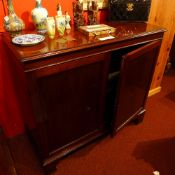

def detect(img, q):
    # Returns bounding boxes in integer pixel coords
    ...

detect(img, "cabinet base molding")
[148,86,162,97]
[43,129,108,167]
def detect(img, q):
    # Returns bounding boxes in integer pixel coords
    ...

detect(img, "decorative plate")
[12,34,45,46]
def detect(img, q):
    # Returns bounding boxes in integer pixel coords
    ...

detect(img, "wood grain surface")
[148,0,175,91]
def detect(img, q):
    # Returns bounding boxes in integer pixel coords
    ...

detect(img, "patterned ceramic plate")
[12,34,45,46]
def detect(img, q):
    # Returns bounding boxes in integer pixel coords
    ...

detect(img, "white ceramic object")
[4,0,25,32]
[46,17,56,39]
[55,15,66,36]
[31,0,48,33]
[12,34,45,46]
[65,11,71,30]
[57,4,62,17]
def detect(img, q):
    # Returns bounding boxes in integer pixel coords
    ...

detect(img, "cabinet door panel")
[113,41,161,132]
[39,63,104,152]
[27,53,110,161]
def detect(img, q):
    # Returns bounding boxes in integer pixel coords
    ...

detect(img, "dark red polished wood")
[2,22,165,169]
[170,36,175,67]
[112,40,161,133]
[3,22,164,63]
[26,53,110,165]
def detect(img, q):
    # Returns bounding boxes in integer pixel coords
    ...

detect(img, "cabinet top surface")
[3,22,165,63]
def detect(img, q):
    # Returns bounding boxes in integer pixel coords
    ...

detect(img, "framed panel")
[112,40,161,133]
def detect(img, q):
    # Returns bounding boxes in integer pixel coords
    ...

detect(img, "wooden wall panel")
[148,0,175,92]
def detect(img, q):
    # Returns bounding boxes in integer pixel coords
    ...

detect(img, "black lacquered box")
[109,0,151,21]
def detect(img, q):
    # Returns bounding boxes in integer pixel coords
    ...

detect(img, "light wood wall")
[148,0,175,94]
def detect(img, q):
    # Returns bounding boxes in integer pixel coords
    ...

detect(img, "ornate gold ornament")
[126,3,134,11]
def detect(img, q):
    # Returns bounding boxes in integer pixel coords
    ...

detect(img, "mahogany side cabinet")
[2,22,165,169]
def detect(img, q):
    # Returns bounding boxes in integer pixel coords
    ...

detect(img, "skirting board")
[148,86,162,97]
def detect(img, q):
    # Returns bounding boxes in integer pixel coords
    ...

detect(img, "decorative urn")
[4,0,25,32]
[31,0,48,33]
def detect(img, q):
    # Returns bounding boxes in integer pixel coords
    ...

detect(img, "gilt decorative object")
[82,0,108,10]
[79,24,116,36]
[4,0,25,32]
[87,1,98,25]
[31,0,48,33]
[73,0,85,28]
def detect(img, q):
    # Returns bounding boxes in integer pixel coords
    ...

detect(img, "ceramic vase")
[46,17,56,39]
[65,11,71,30]
[31,0,48,33]
[4,0,25,32]
[55,15,66,37]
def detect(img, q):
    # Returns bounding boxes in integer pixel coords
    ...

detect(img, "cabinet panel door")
[113,40,161,132]
[27,53,110,161]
